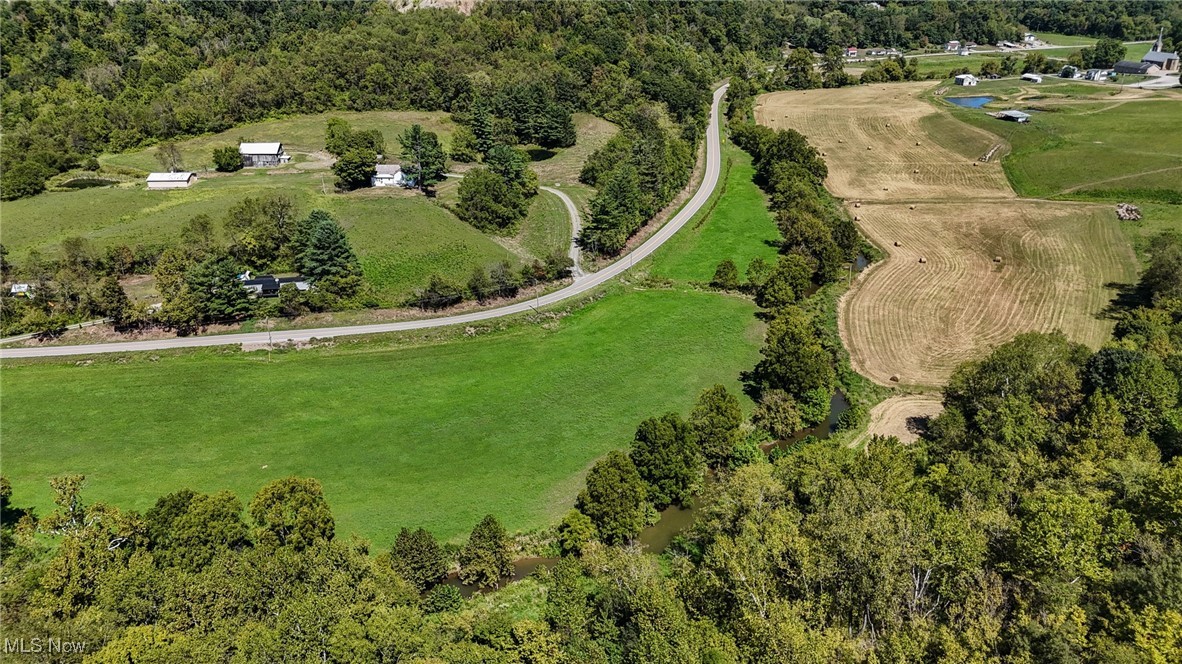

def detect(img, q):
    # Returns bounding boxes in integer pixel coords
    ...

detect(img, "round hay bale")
[993,256,1003,263]
[854,202,861,208]
[886,123,891,127]
[972,162,978,167]
[867,146,873,150]
[913,169,920,174]
[890,374,901,382]
[838,139,844,143]
[821,152,827,156]
[854,215,861,221]
[909,205,915,210]
[916,141,921,146]
[882,187,889,191]
[893,241,901,247]
[918,257,927,264]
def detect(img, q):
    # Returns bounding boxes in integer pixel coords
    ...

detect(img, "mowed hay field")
[755,82,1013,202]
[842,201,1136,385]
[757,83,1141,387]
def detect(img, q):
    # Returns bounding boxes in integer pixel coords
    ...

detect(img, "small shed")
[945,40,960,51]
[1020,73,1043,83]
[954,73,979,86]
[998,110,1032,123]
[372,164,405,188]
[846,46,858,57]
[146,172,196,189]
[1113,60,1154,75]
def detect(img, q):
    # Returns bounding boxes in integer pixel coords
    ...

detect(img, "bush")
[711,260,740,290]
[82,157,101,171]
[213,146,243,172]
[1,161,51,200]
[415,275,464,310]
[422,585,463,613]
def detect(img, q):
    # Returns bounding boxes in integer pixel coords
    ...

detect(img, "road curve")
[538,185,584,278]
[1,85,727,360]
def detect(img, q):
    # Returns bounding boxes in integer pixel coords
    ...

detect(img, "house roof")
[239,142,284,155]
[146,172,195,182]
[1113,60,1153,74]
[375,164,402,175]
[1142,50,1179,64]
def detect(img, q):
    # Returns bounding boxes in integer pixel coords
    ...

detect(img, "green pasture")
[650,143,780,282]
[0,288,762,544]
[101,110,457,173]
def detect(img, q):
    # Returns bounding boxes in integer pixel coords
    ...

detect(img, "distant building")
[945,40,960,51]
[239,142,291,168]
[1020,73,1043,83]
[1084,68,1109,81]
[239,272,310,298]
[1023,33,1037,44]
[998,110,1032,123]
[372,164,406,188]
[1142,28,1179,72]
[1113,60,1156,75]
[954,73,979,86]
[146,172,196,189]
[958,48,972,56]
[846,46,859,57]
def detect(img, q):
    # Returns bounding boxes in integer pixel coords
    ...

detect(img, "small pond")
[59,177,118,190]
[945,96,994,108]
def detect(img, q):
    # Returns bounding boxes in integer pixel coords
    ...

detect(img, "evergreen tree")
[96,276,132,324]
[449,125,480,163]
[398,124,446,191]
[821,45,851,88]
[470,95,496,156]
[467,266,494,302]
[297,213,362,295]
[185,254,252,323]
[690,385,745,470]
[390,527,448,591]
[629,412,700,509]
[576,451,647,544]
[536,102,577,148]
[458,514,514,588]
[580,165,641,255]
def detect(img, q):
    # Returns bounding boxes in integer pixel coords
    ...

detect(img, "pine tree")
[96,275,132,324]
[297,213,361,291]
[398,124,446,191]
[470,95,496,156]
[390,527,448,591]
[458,514,514,588]
[629,412,701,509]
[575,451,647,544]
[580,165,641,255]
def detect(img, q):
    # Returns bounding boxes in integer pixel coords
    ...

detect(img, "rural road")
[0,84,727,359]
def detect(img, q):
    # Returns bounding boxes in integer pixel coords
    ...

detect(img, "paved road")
[539,185,584,278]
[0,84,727,359]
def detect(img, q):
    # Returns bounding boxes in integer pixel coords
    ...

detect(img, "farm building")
[958,48,972,56]
[1084,68,1110,81]
[372,164,406,188]
[998,110,1031,123]
[846,46,858,57]
[954,74,979,86]
[1020,73,1043,83]
[239,142,291,168]
[146,172,196,189]
[1143,28,1180,72]
[1113,60,1156,75]
[1023,33,1037,44]
[945,40,960,51]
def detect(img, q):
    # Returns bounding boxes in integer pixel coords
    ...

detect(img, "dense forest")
[4,0,1181,200]
[3,103,1181,662]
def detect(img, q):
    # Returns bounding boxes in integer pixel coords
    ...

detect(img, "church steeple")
[1154,27,1164,53]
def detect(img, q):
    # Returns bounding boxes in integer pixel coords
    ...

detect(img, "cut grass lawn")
[0,288,762,544]
[528,114,618,186]
[518,190,572,261]
[101,110,457,173]
[650,143,780,283]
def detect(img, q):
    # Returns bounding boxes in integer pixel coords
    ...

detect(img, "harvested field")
[755,82,1013,201]
[840,201,1137,386]
[855,394,945,446]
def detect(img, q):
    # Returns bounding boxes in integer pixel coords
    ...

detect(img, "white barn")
[954,73,979,86]
[146,172,196,189]
[372,164,406,187]
[239,142,291,167]
[1020,73,1043,83]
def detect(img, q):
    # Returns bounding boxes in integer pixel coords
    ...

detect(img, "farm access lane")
[0,84,728,360]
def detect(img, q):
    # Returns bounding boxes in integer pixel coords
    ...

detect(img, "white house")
[1020,73,1043,83]
[146,172,196,189]
[954,73,979,86]
[845,46,858,57]
[1023,33,1037,44]
[239,142,291,167]
[945,40,960,51]
[372,164,406,188]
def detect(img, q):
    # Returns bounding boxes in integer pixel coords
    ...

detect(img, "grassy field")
[936,80,1182,199]
[649,143,780,282]
[518,190,572,261]
[0,288,762,544]
[101,110,456,173]
[529,114,618,186]
[758,82,1147,388]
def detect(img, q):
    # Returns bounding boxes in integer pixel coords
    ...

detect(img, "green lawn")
[101,110,457,173]
[0,288,762,545]
[1035,33,1098,47]
[649,143,780,282]
[519,190,572,260]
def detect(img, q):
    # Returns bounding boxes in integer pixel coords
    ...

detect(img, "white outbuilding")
[146,172,197,189]
[372,164,406,187]
[954,73,979,86]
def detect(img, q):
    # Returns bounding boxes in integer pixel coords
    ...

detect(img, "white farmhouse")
[372,164,406,187]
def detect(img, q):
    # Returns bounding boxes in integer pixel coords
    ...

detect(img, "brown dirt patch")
[855,394,945,446]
